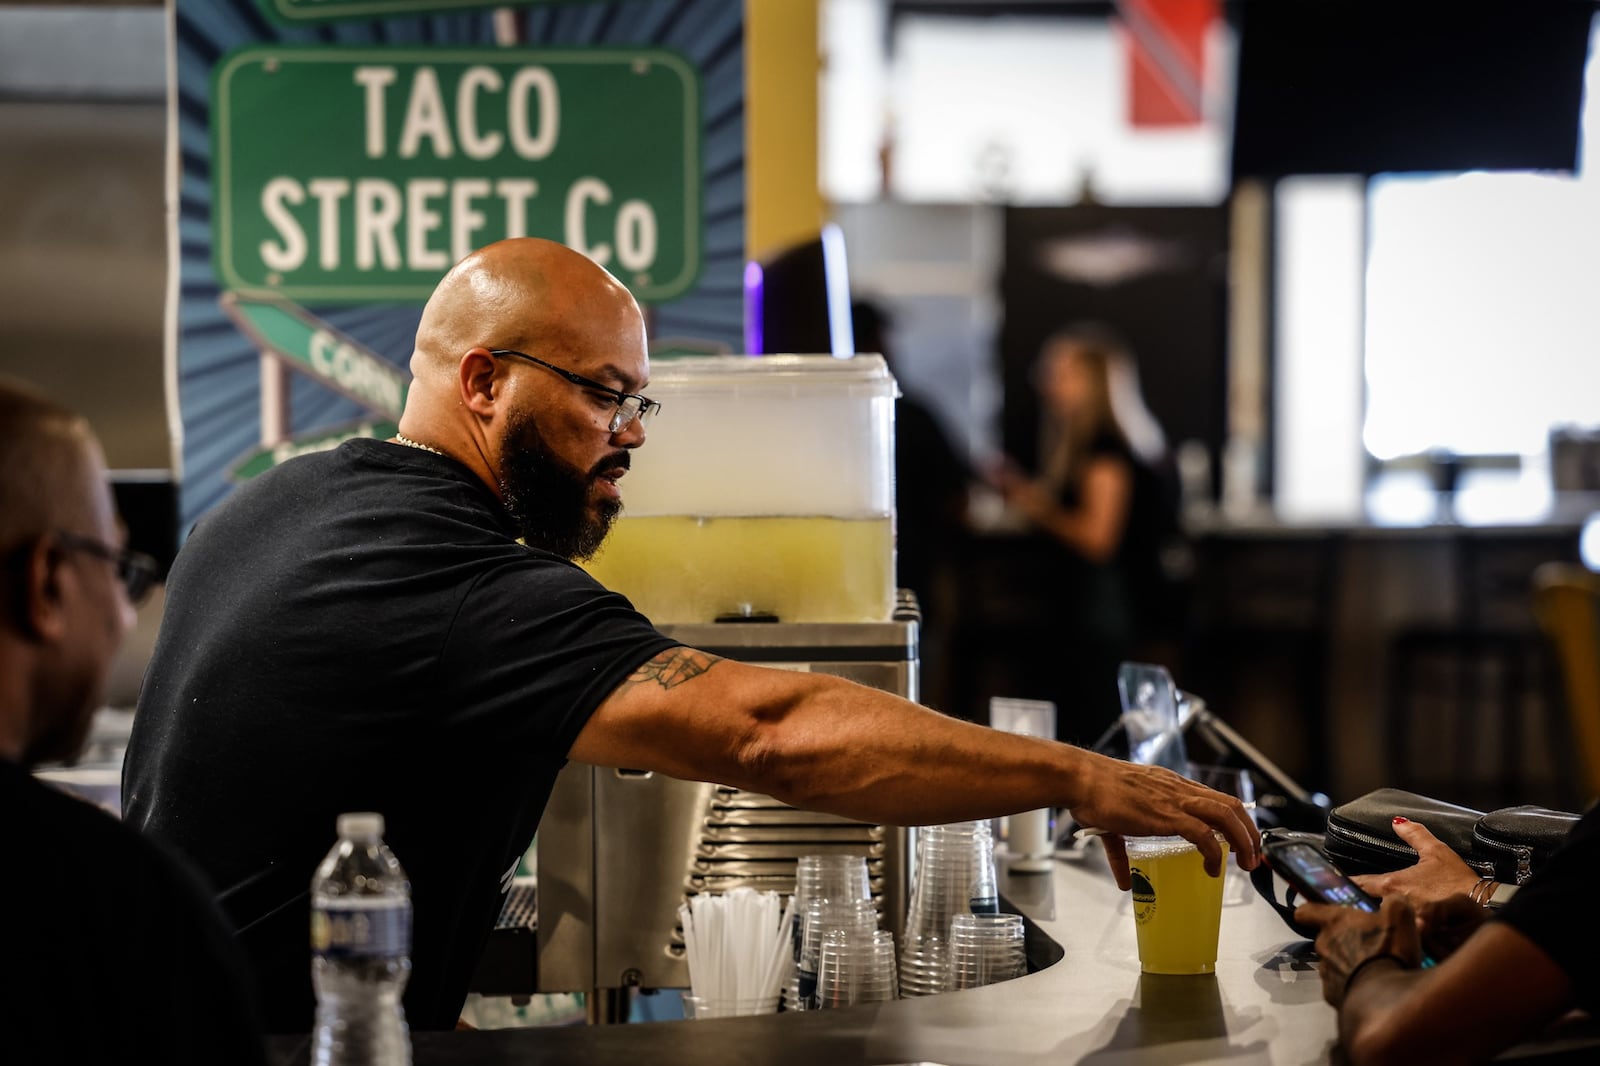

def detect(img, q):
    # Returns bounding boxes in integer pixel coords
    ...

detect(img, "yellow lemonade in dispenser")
[581,514,894,624]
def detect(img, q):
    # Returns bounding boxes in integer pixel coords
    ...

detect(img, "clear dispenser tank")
[582,354,898,624]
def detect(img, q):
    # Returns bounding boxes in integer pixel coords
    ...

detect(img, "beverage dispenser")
[534,354,915,1020]
[580,354,898,624]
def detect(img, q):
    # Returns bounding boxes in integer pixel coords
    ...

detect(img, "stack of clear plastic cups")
[798,897,879,1010]
[947,913,1027,991]
[785,855,871,1011]
[900,822,997,997]
[817,928,899,1008]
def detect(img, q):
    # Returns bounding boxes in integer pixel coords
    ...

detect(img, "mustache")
[590,451,631,479]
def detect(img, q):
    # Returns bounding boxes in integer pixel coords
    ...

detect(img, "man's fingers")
[1102,833,1132,891]
[1419,894,1482,927]
[1216,797,1261,870]
[1378,892,1419,931]
[1180,820,1226,877]
[1185,789,1258,871]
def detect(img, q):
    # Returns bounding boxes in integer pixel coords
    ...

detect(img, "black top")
[1497,802,1600,1011]
[1052,430,1182,642]
[0,758,266,1064]
[124,439,679,1033]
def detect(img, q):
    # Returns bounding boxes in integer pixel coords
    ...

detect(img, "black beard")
[497,411,624,561]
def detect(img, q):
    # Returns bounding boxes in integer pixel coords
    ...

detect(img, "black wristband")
[1342,952,1410,996]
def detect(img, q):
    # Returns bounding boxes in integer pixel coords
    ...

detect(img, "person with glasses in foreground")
[0,378,266,1064]
[124,237,1260,1034]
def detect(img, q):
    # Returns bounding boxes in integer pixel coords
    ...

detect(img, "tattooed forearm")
[617,647,724,695]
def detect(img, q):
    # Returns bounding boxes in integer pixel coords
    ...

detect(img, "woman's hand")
[1351,818,1479,906]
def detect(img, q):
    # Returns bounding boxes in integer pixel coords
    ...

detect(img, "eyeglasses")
[488,349,661,434]
[54,531,159,606]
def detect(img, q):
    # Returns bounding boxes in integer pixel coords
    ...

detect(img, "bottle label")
[312,901,412,959]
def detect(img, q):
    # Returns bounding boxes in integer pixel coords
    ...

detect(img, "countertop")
[272,844,1329,1065]
[269,842,1600,1064]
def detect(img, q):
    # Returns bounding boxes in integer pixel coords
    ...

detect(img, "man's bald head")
[410,237,643,381]
[393,239,651,554]
[0,378,102,555]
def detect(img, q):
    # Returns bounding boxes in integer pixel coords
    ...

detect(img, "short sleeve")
[435,552,680,755]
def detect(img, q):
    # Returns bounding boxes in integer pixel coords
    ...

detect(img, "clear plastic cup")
[796,854,871,903]
[947,913,1027,990]
[816,929,899,1007]
[900,822,998,997]
[1125,835,1229,975]
[797,897,878,1009]
[785,854,872,1011]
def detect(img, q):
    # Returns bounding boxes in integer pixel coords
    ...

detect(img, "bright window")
[1363,22,1600,461]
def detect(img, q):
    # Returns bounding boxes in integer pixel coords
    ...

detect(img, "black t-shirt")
[1496,802,1600,1012]
[1048,431,1182,641]
[1,758,266,1064]
[123,439,678,1033]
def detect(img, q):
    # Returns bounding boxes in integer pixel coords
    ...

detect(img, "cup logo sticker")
[1131,868,1157,925]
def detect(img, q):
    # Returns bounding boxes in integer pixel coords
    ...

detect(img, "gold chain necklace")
[393,433,445,457]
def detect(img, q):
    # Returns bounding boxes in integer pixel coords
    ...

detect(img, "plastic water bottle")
[311,812,412,1066]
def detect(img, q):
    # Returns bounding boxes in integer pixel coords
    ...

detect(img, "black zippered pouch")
[1473,805,1582,884]
[1324,788,1491,876]
[1324,788,1579,883]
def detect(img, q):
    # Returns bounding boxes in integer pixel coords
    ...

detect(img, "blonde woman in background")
[991,324,1182,741]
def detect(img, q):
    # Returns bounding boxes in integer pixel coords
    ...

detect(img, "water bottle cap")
[337,812,384,839]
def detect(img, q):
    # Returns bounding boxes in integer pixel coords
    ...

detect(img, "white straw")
[679,889,796,1005]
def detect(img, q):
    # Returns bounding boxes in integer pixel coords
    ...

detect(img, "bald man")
[125,238,1258,1033]
[0,378,265,1063]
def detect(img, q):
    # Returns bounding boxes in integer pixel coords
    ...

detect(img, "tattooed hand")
[1295,895,1423,1007]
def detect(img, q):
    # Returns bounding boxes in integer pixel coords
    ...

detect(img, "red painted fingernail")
[1393,816,1408,825]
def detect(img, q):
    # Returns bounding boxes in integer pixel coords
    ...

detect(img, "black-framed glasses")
[54,531,159,606]
[488,349,662,434]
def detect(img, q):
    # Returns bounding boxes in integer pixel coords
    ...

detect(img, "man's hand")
[1351,818,1478,906]
[1068,756,1261,890]
[1415,895,1487,962]
[1296,896,1423,1008]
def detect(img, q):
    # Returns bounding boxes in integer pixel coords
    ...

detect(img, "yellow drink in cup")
[1126,836,1229,975]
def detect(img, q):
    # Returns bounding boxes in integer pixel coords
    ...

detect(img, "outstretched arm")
[569,647,1260,888]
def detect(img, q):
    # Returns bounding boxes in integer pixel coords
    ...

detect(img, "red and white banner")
[1117,0,1219,127]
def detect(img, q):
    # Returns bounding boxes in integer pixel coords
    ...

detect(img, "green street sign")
[231,418,401,480]
[212,47,702,304]
[258,0,575,25]
[221,293,411,418]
